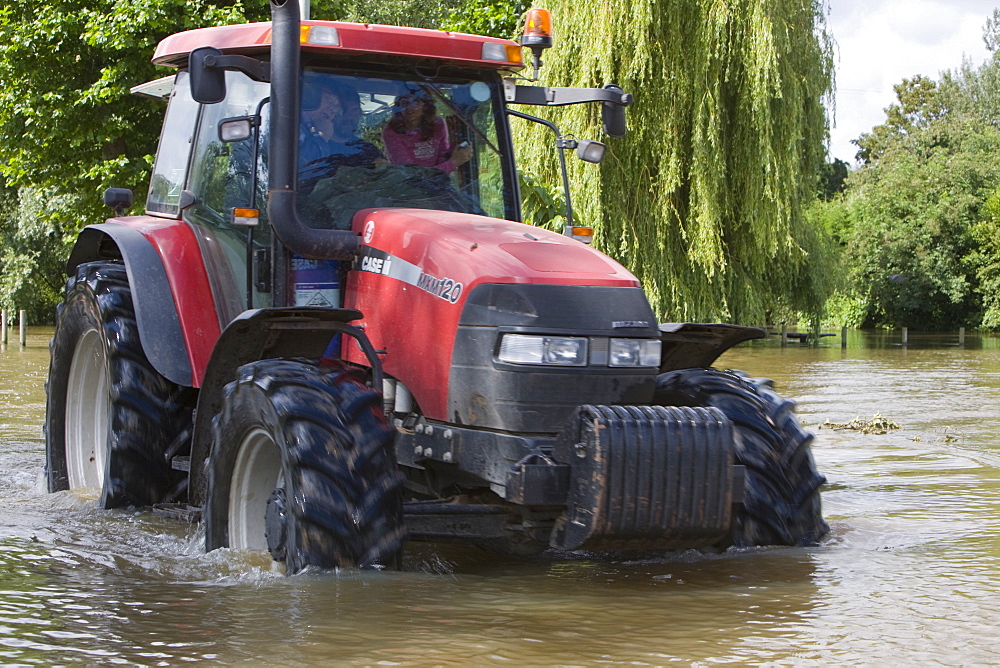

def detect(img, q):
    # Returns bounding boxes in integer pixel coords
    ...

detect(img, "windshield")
[295,68,514,230]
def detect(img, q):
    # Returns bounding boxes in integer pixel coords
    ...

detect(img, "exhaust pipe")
[267,0,358,260]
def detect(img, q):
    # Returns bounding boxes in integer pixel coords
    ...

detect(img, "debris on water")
[820,413,900,434]
[911,426,961,443]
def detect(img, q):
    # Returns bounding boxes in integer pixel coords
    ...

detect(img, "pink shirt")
[382,116,456,174]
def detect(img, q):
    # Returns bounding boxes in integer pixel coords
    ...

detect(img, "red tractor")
[45,0,827,572]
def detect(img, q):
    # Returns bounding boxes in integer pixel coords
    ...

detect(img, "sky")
[827,0,999,164]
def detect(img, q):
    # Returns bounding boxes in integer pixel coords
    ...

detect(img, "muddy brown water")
[2,327,1000,665]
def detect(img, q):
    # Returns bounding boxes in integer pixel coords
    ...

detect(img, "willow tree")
[513,0,835,323]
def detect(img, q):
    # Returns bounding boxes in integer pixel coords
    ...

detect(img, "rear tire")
[45,260,189,508]
[204,359,405,573]
[654,368,828,547]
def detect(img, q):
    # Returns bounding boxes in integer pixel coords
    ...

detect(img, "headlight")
[498,334,588,366]
[609,338,661,367]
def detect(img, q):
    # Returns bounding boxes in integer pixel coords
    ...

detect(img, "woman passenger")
[381,91,472,174]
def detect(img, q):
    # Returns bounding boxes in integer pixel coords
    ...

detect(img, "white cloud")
[827,0,998,163]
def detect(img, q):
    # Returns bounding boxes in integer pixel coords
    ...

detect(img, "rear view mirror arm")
[504,81,632,108]
[507,108,575,228]
[202,53,271,83]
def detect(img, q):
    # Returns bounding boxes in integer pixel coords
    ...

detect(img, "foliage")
[0,1,349,320]
[440,0,527,38]
[0,1,265,319]
[846,115,1000,329]
[853,75,948,165]
[0,0,839,328]
[511,0,837,325]
[337,0,526,38]
[818,158,849,200]
[0,1,275,220]
[819,291,866,328]
[519,170,565,230]
[337,0,446,29]
[984,8,1000,53]
[975,192,1000,328]
[0,186,78,322]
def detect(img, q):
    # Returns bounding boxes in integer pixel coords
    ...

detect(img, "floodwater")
[2,327,1000,665]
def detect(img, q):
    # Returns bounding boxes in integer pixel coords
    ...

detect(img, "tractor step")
[403,501,510,543]
[152,503,202,523]
[171,456,190,472]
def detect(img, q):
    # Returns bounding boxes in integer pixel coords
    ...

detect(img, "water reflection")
[1,329,1000,663]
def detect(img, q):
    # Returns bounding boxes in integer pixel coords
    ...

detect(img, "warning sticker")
[295,283,340,307]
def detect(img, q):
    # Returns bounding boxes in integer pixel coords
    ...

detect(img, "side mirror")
[601,84,628,138]
[189,47,227,104]
[103,188,133,217]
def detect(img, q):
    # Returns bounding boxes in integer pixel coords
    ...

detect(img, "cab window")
[147,71,198,217]
[295,69,513,230]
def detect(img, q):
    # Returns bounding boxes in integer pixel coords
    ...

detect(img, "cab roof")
[152,20,524,71]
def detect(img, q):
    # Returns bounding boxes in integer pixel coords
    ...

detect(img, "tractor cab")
[144,23,523,324]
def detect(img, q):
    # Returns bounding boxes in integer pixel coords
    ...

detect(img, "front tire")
[204,359,405,573]
[654,368,828,547]
[45,260,190,508]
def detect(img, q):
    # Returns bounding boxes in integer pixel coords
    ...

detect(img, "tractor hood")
[349,208,640,294]
[341,208,649,421]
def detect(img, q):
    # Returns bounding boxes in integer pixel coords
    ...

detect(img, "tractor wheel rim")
[65,326,110,491]
[229,427,283,552]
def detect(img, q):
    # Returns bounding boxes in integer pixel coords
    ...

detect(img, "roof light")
[482,42,507,62]
[521,8,553,47]
[520,8,553,81]
[482,42,524,64]
[302,25,340,46]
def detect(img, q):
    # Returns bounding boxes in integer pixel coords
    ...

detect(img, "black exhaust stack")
[268,0,359,260]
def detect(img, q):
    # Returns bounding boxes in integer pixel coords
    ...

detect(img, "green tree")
[336,0,525,38]
[0,1,272,218]
[0,0,345,319]
[511,0,837,324]
[818,158,849,200]
[0,186,78,322]
[843,114,1000,329]
[975,189,1000,329]
[0,1,247,317]
[337,0,446,29]
[854,75,948,164]
[440,0,527,38]
[984,7,1000,53]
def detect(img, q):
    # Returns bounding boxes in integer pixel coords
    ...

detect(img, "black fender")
[658,323,766,371]
[187,307,383,508]
[66,224,193,387]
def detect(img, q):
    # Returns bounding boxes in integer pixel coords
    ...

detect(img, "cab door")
[183,71,272,325]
